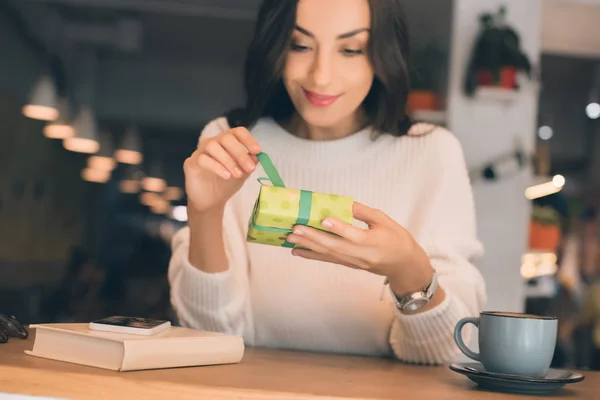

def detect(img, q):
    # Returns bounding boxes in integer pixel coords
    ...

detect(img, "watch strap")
[389,268,438,310]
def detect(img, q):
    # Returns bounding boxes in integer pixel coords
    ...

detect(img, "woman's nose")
[310,51,333,89]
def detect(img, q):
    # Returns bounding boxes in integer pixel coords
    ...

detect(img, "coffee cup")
[454,312,558,377]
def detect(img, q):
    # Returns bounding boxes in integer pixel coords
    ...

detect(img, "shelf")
[410,109,447,125]
[473,87,518,103]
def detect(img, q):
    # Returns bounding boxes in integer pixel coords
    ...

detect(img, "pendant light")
[142,160,167,193]
[88,130,116,171]
[140,191,162,207]
[44,97,74,139]
[119,165,144,194]
[586,65,600,120]
[164,186,183,201]
[63,106,100,154]
[22,73,59,121]
[115,126,143,165]
[81,167,110,183]
[151,200,171,215]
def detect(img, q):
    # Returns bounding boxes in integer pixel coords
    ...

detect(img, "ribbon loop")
[256,152,286,188]
[257,177,272,186]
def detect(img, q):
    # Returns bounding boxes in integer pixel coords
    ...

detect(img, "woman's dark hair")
[230,0,413,136]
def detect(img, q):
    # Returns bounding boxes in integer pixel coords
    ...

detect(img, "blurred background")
[0,0,599,369]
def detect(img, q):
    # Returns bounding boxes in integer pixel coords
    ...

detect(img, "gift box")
[247,153,354,248]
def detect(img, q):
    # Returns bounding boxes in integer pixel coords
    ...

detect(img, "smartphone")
[88,316,171,336]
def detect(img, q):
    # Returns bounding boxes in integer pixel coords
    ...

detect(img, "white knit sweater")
[168,116,487,364]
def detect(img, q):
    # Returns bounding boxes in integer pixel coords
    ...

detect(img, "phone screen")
[91,316,168,329]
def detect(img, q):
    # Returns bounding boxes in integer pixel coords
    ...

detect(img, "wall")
[0,11,94,289]
[400,0,453,99]
[542,0,600,59]
[0,91,96,288]
[447,0,542,313]
[537,54,599,173]
[0,10,44,104]
[96,57,245,128]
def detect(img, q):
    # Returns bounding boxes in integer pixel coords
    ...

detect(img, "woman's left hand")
[286,202,435,296]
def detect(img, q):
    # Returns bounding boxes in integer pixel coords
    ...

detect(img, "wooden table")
[1,329,596,399]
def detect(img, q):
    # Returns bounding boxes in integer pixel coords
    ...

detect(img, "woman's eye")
[342,49,365,57]
[290,43,311,52]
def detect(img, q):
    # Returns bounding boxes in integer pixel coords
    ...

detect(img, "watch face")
[404,298,429,312]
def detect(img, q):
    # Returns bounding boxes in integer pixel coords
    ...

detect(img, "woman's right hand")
[184,127,262,214]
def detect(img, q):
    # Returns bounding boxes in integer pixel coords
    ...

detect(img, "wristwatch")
[389,269,438,312]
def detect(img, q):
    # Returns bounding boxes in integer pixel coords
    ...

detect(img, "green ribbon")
[282,190,312,248]
[296,190,312,226]
[256,152,285,188]
[254,152,313,247]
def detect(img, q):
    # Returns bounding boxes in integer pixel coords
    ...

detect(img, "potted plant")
[464,6,533,96]
[529,206,562,252]
[407,44,446,113]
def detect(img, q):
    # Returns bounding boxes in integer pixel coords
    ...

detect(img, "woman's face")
[283,0,373,130]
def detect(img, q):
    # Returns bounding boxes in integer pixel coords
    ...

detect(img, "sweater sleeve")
[388,130,487,364]
[168,117,252,337]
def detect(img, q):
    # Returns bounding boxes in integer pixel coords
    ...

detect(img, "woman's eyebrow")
[295,25,370,39]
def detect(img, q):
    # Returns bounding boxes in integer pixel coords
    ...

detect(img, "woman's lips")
[303,89,340,107]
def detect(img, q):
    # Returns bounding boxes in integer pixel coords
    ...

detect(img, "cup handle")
[454,317,481,361]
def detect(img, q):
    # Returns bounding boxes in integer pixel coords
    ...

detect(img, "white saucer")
[449,362,585,395]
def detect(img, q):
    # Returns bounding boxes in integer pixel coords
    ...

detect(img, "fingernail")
[287,235,297,243]
[291,249,298,256]
[322,219,333,229]
[246,162,256,172]
[292,227,304,235]
[222,170,232,179]
[233,167,243,177]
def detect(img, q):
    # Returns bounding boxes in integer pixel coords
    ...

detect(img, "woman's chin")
[297,109,346,130]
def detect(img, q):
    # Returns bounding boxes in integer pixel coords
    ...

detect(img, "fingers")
[185,150,232,180]
[195,153,232,180]
[352,202,389,227]
[286,232,330,254]
[203,140,244,178]
[287,226,368,263]
[221,133,257,174]
[320,217,367,243]
[196,127,261,178]
[231,127,261,155]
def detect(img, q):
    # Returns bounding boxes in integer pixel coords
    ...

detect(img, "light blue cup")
[454,312,558,377]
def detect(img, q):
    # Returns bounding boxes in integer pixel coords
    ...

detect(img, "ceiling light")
[115,126,143,164]
[81,167,110,183]
[171,206,188,222]
[22,74,59,121]
[119,165,144,194]
[43,98,74,139]
[538,126,553,140]
[552,174,565,188]
[140,192,162,207]
[64,106,100,154]
[525,175,566,200]
[88,130,116,171]
[586,102,600,119]
[164,187,184,201]
[142,162,166,193]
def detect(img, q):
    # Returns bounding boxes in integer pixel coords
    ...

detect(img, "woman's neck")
[284,110,369,141]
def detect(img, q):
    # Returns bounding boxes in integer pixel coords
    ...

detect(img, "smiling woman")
[242,0,411,139]
[168,0,487,365]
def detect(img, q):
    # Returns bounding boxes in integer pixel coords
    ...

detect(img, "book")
[25,323,245,372]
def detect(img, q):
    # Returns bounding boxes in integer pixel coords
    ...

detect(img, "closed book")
[25,323,244,371]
